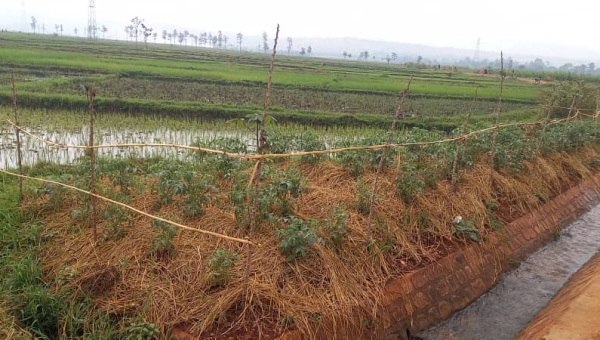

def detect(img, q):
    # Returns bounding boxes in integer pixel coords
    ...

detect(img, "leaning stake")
[11,72,23,204]
[87,86,98,244]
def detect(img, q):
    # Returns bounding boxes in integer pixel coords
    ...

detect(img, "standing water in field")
[0,126,253,169]
[417,203,600,340]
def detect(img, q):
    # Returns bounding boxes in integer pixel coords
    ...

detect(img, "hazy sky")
[3,0,600,56]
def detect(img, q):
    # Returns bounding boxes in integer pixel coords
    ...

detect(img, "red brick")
[454,269,468,285]
[411,273,428,290]
[385,277,414,297]
[388,301,408,321]
[463,266,475,280]
[425,263,446,281]
[435,279,451,297]
[412,291,431,309]
[471,278,486,295]
[404,300,414,316]
[484,253,498,266]
[450,294,470,311]
[438,301,453,320]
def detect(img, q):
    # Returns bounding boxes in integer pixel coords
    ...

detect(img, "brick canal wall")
[382,171,600,340]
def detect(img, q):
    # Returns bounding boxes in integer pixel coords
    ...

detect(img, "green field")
[0,31,544,131]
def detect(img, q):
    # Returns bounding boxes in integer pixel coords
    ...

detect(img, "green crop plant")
[150,219,177,257]
[355,179,373,215]
[33,174,72,210]
[206,248,240,287]
[322,207,350,249]
[193,136,248,178]
[102,205,134,241]
[276,216,322,262]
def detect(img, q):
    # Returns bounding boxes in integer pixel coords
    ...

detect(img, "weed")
[452,216,480,241]
[124,322,160,340]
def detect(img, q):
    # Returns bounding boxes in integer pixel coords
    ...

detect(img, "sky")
[3,0,600,60]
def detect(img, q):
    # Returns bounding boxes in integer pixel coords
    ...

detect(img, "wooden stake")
[11,73,23,204]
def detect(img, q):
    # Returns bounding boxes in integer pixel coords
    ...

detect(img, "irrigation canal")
[417,203,600,340]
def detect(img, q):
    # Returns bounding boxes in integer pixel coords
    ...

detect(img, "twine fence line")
[0,169,253,245]
[4,113,582,162]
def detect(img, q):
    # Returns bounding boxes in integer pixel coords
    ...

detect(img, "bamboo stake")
[87,86,98,244]
[366,77,412,240]
[451,88,478,189]
[489,52,504,188]
[245,24,279,300]
[10,72,23,204]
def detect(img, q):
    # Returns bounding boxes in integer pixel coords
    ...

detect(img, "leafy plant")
[276,217,322,262]
[322,207,349,249]
[355,180,373,215]
[452,216,480,241]
[150,219,177,257]
[124,322,160,340]
[206,249,240,287]
[102,205,134,240]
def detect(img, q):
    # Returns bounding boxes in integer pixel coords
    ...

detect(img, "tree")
[223,35,229,49]
[30,17,37,33]
[193,35,198,47]
[211,36,217,47]
[152,32,157,43]
[347,53,352,59]
[41,23,45,34]
[55,24,59,35]
[141,23,153,49]
[300,47,306,56]
[391,52,398,62]
[60,24,63,36]
[286,37,293,55]
[172,29,178,45]
[363,51,369,60]
[130,17,143,46]
[184,30,189,46]
[262,32,269,54]
[385,55,391,64]
[417,55,423,64]
[167,33,172,44]
[307,45,312,56]
[217,31,223,48]
[178,32,185,46]
[342,51,347,59]
[588,63,596,74]
[162,30,167,44]
[101,25,108,39]
[236,33,243,52]
[74,27,78,36]
[200,33,207,47]
[507,57,513,69]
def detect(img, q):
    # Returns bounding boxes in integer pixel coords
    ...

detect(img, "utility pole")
[88,0,97,39]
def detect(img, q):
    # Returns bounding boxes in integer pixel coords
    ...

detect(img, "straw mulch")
[28,146,600,339]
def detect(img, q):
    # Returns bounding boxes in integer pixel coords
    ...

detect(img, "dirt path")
[515,250,600,340]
